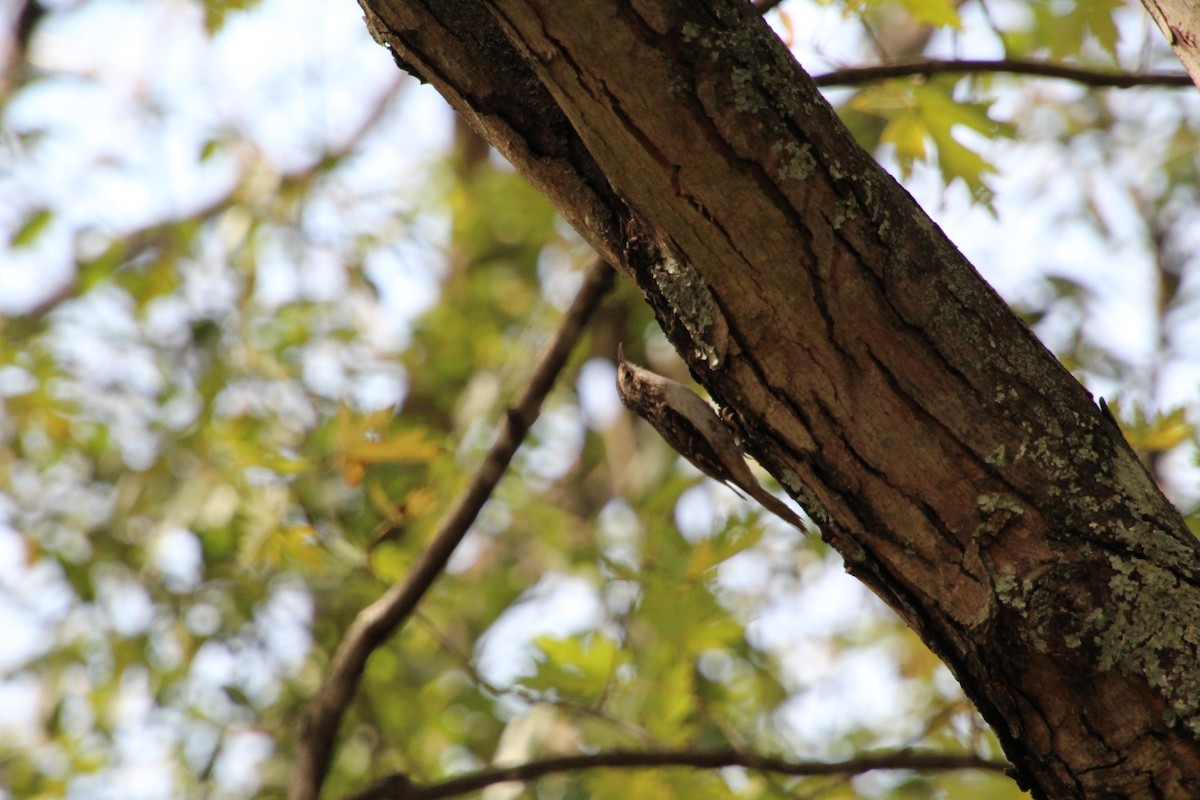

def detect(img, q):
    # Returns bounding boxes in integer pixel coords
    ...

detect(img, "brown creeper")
[615,346,806,531]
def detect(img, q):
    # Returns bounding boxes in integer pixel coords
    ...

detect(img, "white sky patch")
[475,573,604,687]
[93,565,156,638]
[674,484,721,542]
[597,499,642,571]
[153,525,202,594]
[212,728,274,796]
[522,405,586,486]
[254,579,314,671]
[577,358,622,429]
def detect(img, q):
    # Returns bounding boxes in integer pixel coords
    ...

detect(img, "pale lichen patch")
[994,570,1028,611]
[730,66,767,113]
[985,443,1007,467]
[649,246,725,368]
[769,140,816,182]
[832,197,858,230]
[1087,550,1200,736]
[680,21,703,42]
[978,493,1024,516]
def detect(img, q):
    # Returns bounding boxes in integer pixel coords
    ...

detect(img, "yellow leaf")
[335,406,441,484]
[1129,418,1194,452]
[339,428,441,464]
[895,0,962,28]
[370,542,411,583]
[403,487,438,518]
[45,412,71,442]
[264,525,323,568]
[339,459,366,487]
[882,112,928,163]
[686,523,764,578]
[367,483,438,524]
[1107,402,1195,454]
[367,481,398,519]
[685,540,716,579]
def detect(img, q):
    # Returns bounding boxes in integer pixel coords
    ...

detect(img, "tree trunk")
[357,1,1200,797]
[1139,0,1200,89]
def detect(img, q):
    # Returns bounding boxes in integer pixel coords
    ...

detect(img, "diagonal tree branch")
[382,0,1200,796]
[343,748,1013,800]
[289,258,616,800]
[812,58,1194,89]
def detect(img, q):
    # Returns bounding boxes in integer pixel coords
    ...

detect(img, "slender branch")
[343,748,1012,800]
[748,0,1190,92]
[813,58,1194,89]
[288,259,617,800]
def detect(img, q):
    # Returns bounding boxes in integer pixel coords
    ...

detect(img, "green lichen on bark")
[647,245,726,368]
[1087,550,1200,735]
[832,197,858,230]
[730,66,768,113]
[977,493,1024,516]
[770,140,816,182]
[993,570,1028,611]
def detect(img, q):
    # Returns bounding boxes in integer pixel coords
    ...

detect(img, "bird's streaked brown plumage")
[615,347,806,531]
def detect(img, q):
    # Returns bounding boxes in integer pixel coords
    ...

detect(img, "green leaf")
[912,85,1006,204]
[1084,0,1122,59]
[370,542,412,583]
[643,659,695,741]
[882,111,928,176]
[687,522,763,574]
[913,86,1012,140]
[202,0,264,34]
[524,633,628,699]
[1020,0,1123,60]
[9,208,52,248]
[893,0,962,28]
[77,242,125,293]
[1106,401,1196,454]
[934,132,996,204]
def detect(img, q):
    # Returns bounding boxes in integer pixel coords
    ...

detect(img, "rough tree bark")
[1142,0,1200,88]
[354,1,1200,798]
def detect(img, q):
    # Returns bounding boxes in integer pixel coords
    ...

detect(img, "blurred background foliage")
[0,0,1198,797]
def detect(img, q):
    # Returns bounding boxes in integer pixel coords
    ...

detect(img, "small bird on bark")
[615,346,806,531]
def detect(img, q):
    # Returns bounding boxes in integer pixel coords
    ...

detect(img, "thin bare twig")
[813,58,1193,89]
[343,748,1012,800]
[289,259,617,800]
